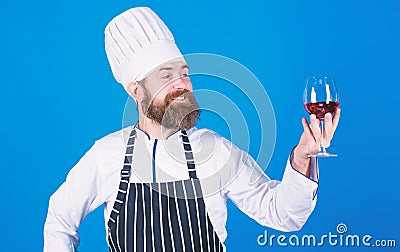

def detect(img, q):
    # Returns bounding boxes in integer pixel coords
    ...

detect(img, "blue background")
[1,0,399,251]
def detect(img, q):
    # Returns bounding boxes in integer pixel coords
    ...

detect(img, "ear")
[126,81,141,101]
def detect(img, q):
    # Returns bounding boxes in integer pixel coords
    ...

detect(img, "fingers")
[323,113,333,147]
[309,114,321,142]
[301,117,313,139]
[299,109,341,155]
[302,115,321,144]
[324,113,333,132]
[300,116,320,155]
[322,108,341,147]
[332,108,341,132]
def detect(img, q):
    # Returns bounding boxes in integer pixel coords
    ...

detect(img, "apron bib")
[107,129,224,252]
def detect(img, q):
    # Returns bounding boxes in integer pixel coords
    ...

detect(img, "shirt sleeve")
[43,142,105,252]
[219,138,319,232]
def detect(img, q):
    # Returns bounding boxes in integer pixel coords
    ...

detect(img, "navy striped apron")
[107,128,224,252]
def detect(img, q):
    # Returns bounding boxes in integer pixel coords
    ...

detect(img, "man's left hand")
[292,108,341,176]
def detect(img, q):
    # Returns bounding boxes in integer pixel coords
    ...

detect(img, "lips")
[166,90,189,104]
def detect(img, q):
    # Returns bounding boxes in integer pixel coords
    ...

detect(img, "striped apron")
[107,128,224,252]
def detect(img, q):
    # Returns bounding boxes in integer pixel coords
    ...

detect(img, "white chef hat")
[104,7,185,91]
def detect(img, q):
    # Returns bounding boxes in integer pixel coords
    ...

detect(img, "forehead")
[155,61,189,72]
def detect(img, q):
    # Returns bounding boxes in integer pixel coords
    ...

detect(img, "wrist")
[291,145,311,177]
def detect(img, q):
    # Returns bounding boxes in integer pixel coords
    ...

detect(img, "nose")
[171,76,192,90]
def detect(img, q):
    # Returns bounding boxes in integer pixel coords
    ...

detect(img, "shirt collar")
[134,123,193,141]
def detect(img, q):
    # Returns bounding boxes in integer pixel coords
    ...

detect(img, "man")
[44,7,340,252]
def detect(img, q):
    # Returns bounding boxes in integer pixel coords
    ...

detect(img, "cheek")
[146,84,167,101]
[151,88,169,103]
[186,79,193,91]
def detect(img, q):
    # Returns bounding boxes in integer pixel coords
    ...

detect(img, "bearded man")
[44,7,340,252]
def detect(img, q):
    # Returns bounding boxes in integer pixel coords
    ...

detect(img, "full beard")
[141,89,201,130]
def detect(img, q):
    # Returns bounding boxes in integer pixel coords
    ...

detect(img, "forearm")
[276,159,318,230]
[226,155,319,232]
[44,190,80,252]
[43,142,103,252]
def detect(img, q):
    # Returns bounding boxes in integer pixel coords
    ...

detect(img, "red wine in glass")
[303,77,339,157]
[304,101,339,120]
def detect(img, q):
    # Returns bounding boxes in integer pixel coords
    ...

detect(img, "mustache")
[144,88,200,129]
[164,89,192,104]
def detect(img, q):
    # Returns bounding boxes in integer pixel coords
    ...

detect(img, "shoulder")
[186,127,223,141]
[93,126,135,151]
[186,127,235,154]
[186,127,226,145]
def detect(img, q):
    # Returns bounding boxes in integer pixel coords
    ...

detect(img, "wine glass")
[303,76,339,157]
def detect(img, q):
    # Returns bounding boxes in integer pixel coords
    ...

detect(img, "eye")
[181,73,189,78]
[161,74,171,80]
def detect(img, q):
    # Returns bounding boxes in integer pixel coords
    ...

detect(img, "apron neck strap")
[121,128,198,180]
[180,129,197,179]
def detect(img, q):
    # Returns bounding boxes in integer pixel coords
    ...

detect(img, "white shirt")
[43,126,319,252]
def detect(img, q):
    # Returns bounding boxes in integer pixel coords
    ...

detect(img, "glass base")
[308,152,338,157]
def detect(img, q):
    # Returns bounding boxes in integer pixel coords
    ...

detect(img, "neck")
[137,114,178,140]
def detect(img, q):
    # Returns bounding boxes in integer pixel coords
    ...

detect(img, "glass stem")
[320,119,327,153]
